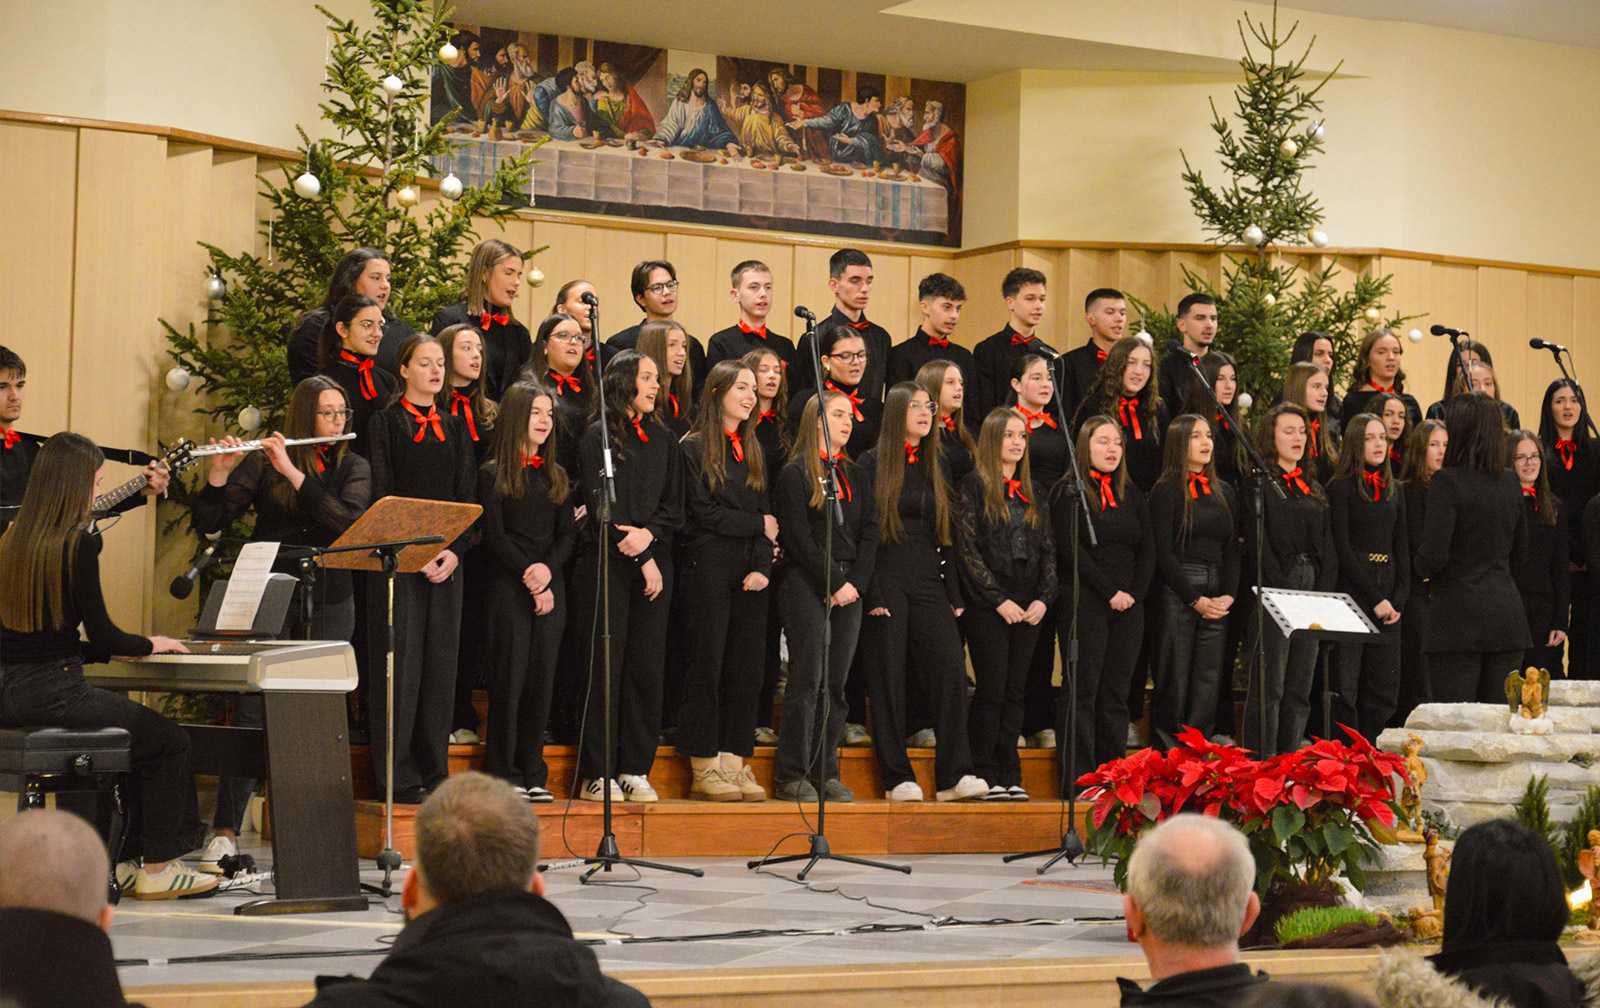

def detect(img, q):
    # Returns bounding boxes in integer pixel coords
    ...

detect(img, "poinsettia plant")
[1079,725,1406,893]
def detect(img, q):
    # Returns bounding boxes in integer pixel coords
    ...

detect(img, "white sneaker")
[618,774,659,802]
[115,859,139,895]
[885,781,924,802]
[753,726,779,746]
[1017,735,1030,749]
[905,729,937,748]
[198,834,237,876]
[935,775,989,802]
[982,784,1010,801]
[524,786,554,803]
[449,728,481,745]
[579,778,623,802]
[1031,729,1057,749]
[134,860,219,900]
[1007,785,1030,802]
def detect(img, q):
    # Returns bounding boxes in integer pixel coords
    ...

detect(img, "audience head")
[1240,983,1376,1008]
[404,772,544,920]
[1124,813,1258,965]
[1442,391,1507,477]
[0,809,113,932]
[465,239,524,315]
[1441,818,1567,952]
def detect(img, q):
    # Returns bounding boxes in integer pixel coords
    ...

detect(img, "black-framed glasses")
[317,408,355,421]
[825,350,868,364]
[550,331,592,345]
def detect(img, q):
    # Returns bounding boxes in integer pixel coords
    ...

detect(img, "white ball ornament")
[1309,230,1329,248]
[293,171,322,199]
[1365,307,1382,322]
[1279,138,1299,157]
[165,367,191,392]
[397,186,419,207]
[238,406,263,433]
[528,265,545,288]
[1262,293,1276,307]
[1237,392,1254,413]
[381,75,404,96]
[1135,330,1154,348]
[1407,328,1424,344]
[204,273,226,301]
[439,172,464,200]
[1311,122,1326,141]
[1242,224,1266,246]
[438,42,458,63]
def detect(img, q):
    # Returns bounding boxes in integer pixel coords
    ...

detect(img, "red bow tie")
[631,416,650,442]
[1281,466,1310,494]
[450,390,479,441]
[402,398,446,443]
[926,331,950,348]
[1557,439,1577,471]
[846,318,870,331]
[0,428,18,451]
[1523,484,1538,499]
[1004,477,1029,503]
[1096,348,1107,362]
[1308,419,1321,457]
[1017,405,1056,431]
[1364,469,1386,501]
[727,429,744,462]
[826,380,864,422]
[824,452,852,502]
[522,451,544,468]
[586,347,596,366]
[758,408,778,424]
[1188,472,1211,499]
[1118,397,1143,440]
[1090,469,1117,509]
[942,414,956,432]
[339,349,378,400]
[551,371,582,394]
[480,311,510,328]
[667,393,680,419]
[1367,381,1395,395]
[314,444,330,474]
[738,320,768,339]
[904,441,920,465]
[1010,331,1036,347]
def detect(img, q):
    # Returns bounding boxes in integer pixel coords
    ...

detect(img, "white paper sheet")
[216,541,280,631]
[1259,588,1373,636]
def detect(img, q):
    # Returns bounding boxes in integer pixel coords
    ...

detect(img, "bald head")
[0,809,110,925]
[1126,813,1254,948]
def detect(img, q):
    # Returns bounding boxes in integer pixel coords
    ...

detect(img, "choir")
[7,239,1600,820]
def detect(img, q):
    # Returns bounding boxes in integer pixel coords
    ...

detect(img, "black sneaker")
[774,779,819,802]
[822,779,854,803]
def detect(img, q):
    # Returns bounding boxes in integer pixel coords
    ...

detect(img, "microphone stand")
[1446,331,1475,411]
[750,307,908,880]
[578,295,701,884]
[1542,344,1600,442]
[1006,345,1096,873]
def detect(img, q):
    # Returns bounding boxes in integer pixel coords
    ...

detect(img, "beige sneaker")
[690,767,741,802]
[134,861,219,900]
[730,765,766,802]
[935,775,989,802]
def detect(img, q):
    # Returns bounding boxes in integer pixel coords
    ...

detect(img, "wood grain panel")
[527,219,589,317]
[791,243,836,322]
[905,254,948,346]
[1018,248,1063,341]
[1064,248,1119,348]
[664,232,720,338]
[1574,277,1600,393]
[950,248,1021,341]
[1475,267,1530,417]
[1409,262,1481,403]
[583,227,666,335]
[863,250,911,341]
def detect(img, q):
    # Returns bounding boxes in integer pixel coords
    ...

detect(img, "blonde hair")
[464,239,523,317]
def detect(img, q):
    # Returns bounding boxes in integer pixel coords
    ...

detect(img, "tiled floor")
[113,834,1134,988]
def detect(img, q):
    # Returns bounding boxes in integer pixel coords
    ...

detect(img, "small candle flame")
[1569,882,1591,910]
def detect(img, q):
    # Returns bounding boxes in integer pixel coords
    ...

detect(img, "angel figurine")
[1506,667,1553,734]
[1397,734,1428,843]
[1424,828,1449,913]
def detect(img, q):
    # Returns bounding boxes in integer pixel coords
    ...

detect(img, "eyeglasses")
[550,331,591,345]
[317,408,355,421]
[825,351,868,364]
[1513,454,1542,464]
[644,280,680,296]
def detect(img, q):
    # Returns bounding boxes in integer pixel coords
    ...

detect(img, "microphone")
[578,291,599,306]
[170,534,224,600]
[793,305,816,321]
[1026,341,1063,360]
[1530,338,1569,353]
[1429,324,1469,338]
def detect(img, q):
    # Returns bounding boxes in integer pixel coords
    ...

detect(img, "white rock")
[1421,757,1596,804]
[1552,681,1600,707]
[1404,703,1597,734]
[1378,727,1600,763]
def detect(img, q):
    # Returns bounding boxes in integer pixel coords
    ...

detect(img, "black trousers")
[451,546,490,732]
[675,542,770,759]
[366,570,463,793]
[1522,592,1563,676]
[1021,602,1059,736]
[1152,561,1228,750]
[1571,576,1597,679]
[864,548,975,791]
[1061,595,1146,780]
[1243,556,1320,756]
[1395,586,1431,727]
[774,572,862,784]
[963,608,1039,788]
[1430,648,1524,704]
[483,575,567,789]
[573,550,673,780]
[549,562,587,744]
[1332,629,1401,743]
[756,583,784,730]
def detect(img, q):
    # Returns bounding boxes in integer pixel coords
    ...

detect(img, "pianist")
[0,432,215,899]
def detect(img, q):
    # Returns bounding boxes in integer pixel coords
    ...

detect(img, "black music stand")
[1256,587,1381,741]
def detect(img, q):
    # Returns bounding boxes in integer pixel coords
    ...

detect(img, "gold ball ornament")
[439,42,458,62]
[1280,138,1299,157]
[527,266,545,288]
[1365,307,1382,322]
[397,186,419,207]
[1262,293,1276,307]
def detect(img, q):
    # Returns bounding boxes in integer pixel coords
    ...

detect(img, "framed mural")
[430,27,965,247]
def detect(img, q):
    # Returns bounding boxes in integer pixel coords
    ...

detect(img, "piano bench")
[0,727,132,866]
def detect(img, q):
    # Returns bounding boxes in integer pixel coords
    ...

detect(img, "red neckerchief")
[1010,330,1036,347]
[1188,472,1211,499]
[401,398,445,443]
[846,317,870,331]
[727,428,744,462]
[1389,447,1403,466]
[1557,438,1577,470]
[1522,484,1538,499]
[1004,477,1030,503]
[586,347,595,366]
[1089,469,1117,509]
[1366,381,1395,394]
[521,451,544,468]
[1118,397,1143,440]
[668,393,680,419]
[550,370,581,395]
[479,310,510,328]
[904,441,919,465]
[1308,418,1321,457]
[449,389,479,441]
[825,380,865,422]
[339,349,378,400]
[314,444,330,474]
[825,452,851,502]
[925,330,950,348]
[942,414,956,432]
[738,320,768,339]
[0,428,18,450]
[631,416,650,442]
[758,408,778,424]
[1281,466,1310,495]
[1364,468,1386,501]
[1017,405,1056,431]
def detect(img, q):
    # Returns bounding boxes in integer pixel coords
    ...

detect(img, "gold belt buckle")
[1367,552,1390,563]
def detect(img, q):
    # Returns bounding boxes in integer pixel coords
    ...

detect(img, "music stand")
[323,496,482,895]
[1255,587,1382,741]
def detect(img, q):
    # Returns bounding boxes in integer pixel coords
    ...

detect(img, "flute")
[187,433,356,457]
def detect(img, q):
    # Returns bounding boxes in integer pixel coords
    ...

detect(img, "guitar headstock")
[160,438,200,476]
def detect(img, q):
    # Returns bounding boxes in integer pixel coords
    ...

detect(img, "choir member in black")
[916,359,976,483]
[478,381,577,803]
[707,260,798,373]
[1060,288,1125,421]
[1056,416,1155,773]
[676,362,777,802]
[1425,340,1520,428]
[1415,392,1531,703]
[1541,379,1599,679]
[364,335,479,803]
[744,347,791,745]
[551,278,600,371]
[1243,403,1337,755]
[1010,354,1070,491]
[973,268,1055,419]
[1396,419,1447,724]
[957,409,1057,800]
[0,433,214,898]
[605,260,708,398]
[793,249,891,402]
[1509,430,1570,673]
[437,324,496,465]
[1327,414,1409,741]
[574,350,684,802]
[887,273,976,393]
[1281,362,1340,486]
[1339,329,1422,430]
[773,393,875,802]
[1147,414,1239,749]
[316,294,400,459]
[861,382,988,802]
[529,312,594,478]
[1073,335,1168,492]
[1183,351,1248,490]
[191,377,371,858]
[430,239,528,400]
[287,248,412,383]
[1156,293,1217,411]
[637,320,694,439]
[1293,331,1336,372]
[1368,391,1414,471]
[787,327,881,458]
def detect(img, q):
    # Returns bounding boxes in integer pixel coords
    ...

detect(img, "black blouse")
[443,383,495,466]
[679,431,773,576]
[1328,470,1410,617]
[955,471,1057,609]
[787,381,882,459]
[1148,477,1242,606]
[775,456,878,597]
[884,331,977,395]
[1512,493,1570,636]
[860,446,962,608]
[1415,468,1531,652]
[476,462,577,580]
[0,532,151,665]
[1545,435,1599,562]
[1054,478,1156,606]
[1020,410,1071,494]
[431,302,530,402]
[287,308,411,384]
[366,399,479,556]
[545,370,590,482]
[1339,385,1422,431]
[1058,339,1108,421]
[578,417,684,567]
[1250,465,1337,589]
[317,352,400,459]
[938,421,975,484]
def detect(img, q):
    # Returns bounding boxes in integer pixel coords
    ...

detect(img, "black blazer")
[1414,467,1531,652]
[1511,494,1570,638]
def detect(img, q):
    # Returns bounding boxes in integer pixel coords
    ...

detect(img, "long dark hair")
[1254,402,1324,501]
[1538,378,1592,448]
[530,312,595,397]
[637,320,693,423]
[297,248,388,332]
[0,432,103,631]
[875,381,950,546]
[598,349,653,456]
[689,361,764,492]
[1443,392,1507,477]
[975,407,1040,528]
[1329,413,1391,503]
[1441,818,1568,952]
[1282,362,1339,466]
[318,293,383,368]
[1184,351,1248,477]
[1087,336,1161,445]
[1440,338,1491,404]
[269,377,350,512]
[1154,414,1227,540]
[490,380,569,503]
[1401,419,1446,486]
[1289,330,1332,367]
[1507,429,1558,528]
[917,358,976,456]
[741,347,791,458]
[1351,329,1407,392]
[435,323,498,427]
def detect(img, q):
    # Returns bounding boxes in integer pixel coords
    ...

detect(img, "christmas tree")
[1134,2,1412,405]
[162,0,539,433]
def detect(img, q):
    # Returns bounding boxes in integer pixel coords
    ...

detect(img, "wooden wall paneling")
[528,220,589,315]
[1475,267,1531,417]
[713,239,797,339]
[1063,248,1120,346]
[0,122,78,433]
[790,244,836,323]
[1526,272,1576,413]
[905,255,947,346]
[865,250,911,341]
[1158,250,1214,313]
[950,247,1019,340]
[1378,254,1432,328]
[1114,249,1168,321]
[1397,261,1478,405]
[1018,248,1063,341]
[664,232,720,339]
[1573,276,1600,394]
[583,227,666,336]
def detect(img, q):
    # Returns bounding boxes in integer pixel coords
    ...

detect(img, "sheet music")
[216,542,280,631]
[1260,588,1371,636]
